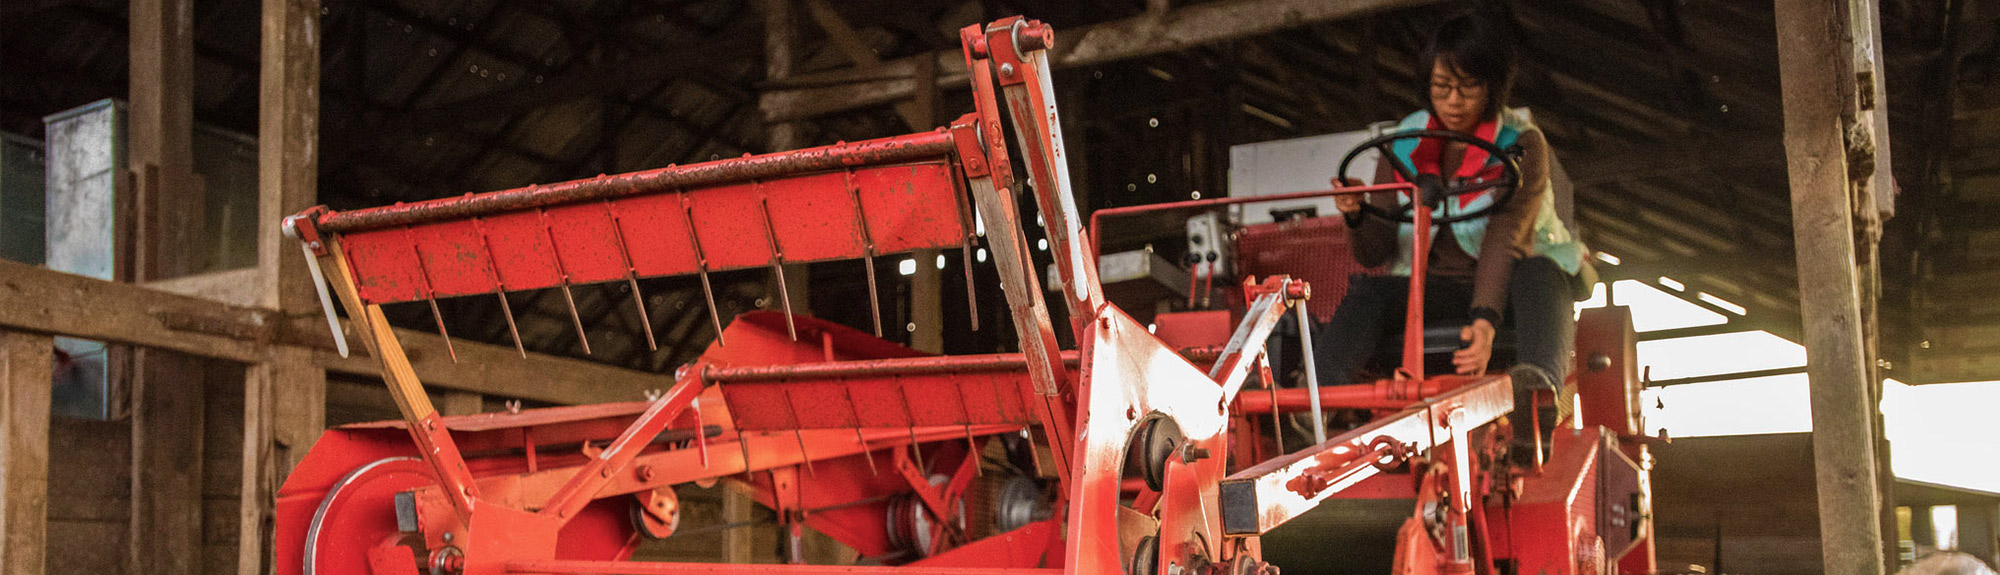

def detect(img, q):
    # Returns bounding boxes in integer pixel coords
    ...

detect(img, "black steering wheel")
[1335,129,1523,224]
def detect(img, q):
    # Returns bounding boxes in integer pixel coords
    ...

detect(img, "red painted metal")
[276,16,1657,575]
[506,561,1060,575]
[308,134,969,306]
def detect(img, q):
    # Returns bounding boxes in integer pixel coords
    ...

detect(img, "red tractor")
[276,17,1655,575]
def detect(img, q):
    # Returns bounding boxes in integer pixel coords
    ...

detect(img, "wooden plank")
[2,331,53,575]
[312,324,660,406]
[0,260,660,404]
[1774,3,1888,575]
[438,391,483,416]
[0,259,265,362]
[129,349,207,575]
[759,0,1433,122]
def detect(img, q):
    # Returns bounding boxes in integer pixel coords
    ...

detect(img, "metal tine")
[471,218,527,357]
[603,200,658,351]
[536,209,592,354]
[948,158,981,331]
[405,228,458,362]
[679,195,726,346]
[949,380,981,476]
[558,285,592,355]
[961,243,980,331]
[782,388,816,477]
[895,382,928,472]
[755,190,798,341]
[839,382,878,476]
[495,290,526,358]
[693,399,710,469]
[844,170,885,337]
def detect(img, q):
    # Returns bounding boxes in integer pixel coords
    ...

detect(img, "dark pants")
[1309,256,1575,389]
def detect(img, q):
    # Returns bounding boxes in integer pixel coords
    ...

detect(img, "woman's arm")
[1468,128,1552,318]
[1346,159,1401,268]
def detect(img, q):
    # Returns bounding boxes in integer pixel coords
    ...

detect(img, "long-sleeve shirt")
[1347,128,1552,320]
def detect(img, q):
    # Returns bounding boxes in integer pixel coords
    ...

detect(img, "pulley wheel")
[302,457,438,575]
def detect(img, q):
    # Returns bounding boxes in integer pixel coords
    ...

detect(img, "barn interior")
[2,1,1998,574]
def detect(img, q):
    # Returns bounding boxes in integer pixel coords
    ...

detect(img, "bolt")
[443,532,454,543]
[1127,406,1137,420]
[1182,445,1211,463]
[639,465,658,482]
[1000,63,1016,77]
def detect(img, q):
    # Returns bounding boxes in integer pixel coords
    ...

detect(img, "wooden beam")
[1,331,53,575]
[0,260,662,405]
[438,391,484,416]
[1774,4,1888,575]
[312,321,662,406]
[0,259,265,362]
[759,0,1434,122]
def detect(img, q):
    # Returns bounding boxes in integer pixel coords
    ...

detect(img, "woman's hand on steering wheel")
[1331,176,1365,216]
[1335,129,1523,225]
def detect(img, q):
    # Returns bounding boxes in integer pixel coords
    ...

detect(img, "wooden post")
[129,0,205,280]
[1774,3,1888,575]
[244,0,326,572]
[2,331,53,575]
[907,57,943,355]
[128,0,210,571]
[130,351,207,575]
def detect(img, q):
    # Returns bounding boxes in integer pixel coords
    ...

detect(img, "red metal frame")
[277,16,1656,575]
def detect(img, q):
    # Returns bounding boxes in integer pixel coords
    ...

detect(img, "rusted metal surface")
[316,131,957,233]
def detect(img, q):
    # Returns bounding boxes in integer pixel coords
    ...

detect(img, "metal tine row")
[392,175,991,362]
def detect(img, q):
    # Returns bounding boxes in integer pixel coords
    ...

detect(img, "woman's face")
[1429,59,1489,133]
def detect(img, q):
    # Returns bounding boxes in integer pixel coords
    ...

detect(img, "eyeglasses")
[1429,80,1488,99]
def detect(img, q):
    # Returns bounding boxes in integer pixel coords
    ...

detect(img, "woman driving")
[1319,13,1591,447]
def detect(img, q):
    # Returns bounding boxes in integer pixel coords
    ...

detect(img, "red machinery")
[277,18,1656,575]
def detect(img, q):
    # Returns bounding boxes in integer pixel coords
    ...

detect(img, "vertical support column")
[129,0,205,280]
[1,331,53,575]
[1910,505,1937,550]
[130,351,207,575]
[246,1,325,572]
[907,57,944,354]
[1774,3,1888,575]
[1959,503,1999,566]
[130,0,209,572]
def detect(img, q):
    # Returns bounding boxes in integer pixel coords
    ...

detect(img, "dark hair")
[1420,14,1517,122]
